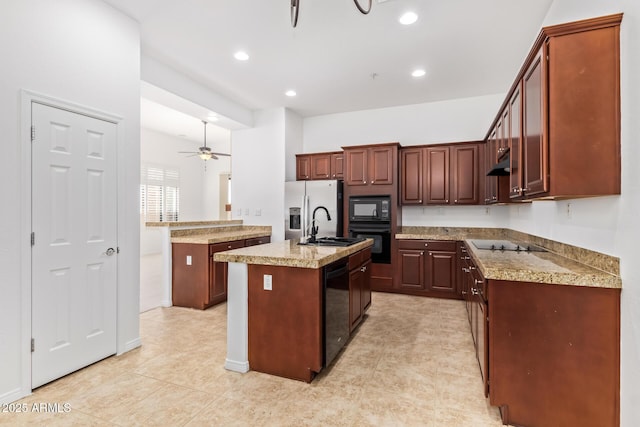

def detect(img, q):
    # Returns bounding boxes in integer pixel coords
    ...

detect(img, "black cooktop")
[469,239,546,253]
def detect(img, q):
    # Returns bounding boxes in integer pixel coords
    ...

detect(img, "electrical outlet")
[566,202,572,219]
[244,208,250,216]
[485,207,490,215]
[186,255,192,266]
[263,274,272,291]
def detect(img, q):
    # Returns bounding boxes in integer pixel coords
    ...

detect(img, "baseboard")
[224,358,250,373]
[118,337,142,355]
[0,387,30,405]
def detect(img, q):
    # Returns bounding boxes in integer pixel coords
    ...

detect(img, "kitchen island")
[214,239,373,382]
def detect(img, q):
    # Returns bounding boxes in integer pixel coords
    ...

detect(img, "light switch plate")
[263,274,272,291]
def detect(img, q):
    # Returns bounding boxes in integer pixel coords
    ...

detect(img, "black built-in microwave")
[349,195,391,223]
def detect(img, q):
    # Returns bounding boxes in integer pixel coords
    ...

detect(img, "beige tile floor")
[1,293,504,426]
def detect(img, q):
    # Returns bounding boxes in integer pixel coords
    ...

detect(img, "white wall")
[231,109,287,241]
[302,93,505,152]
[140,128,231,255]
[0,0,140,403]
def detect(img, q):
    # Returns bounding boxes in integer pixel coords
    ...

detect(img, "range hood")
[487,156,510,176]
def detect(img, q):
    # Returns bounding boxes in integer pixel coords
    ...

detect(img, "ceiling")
[106,0,554,121]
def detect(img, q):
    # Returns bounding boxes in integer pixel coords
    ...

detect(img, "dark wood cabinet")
[349,248,372,332]
[425,146,450,204]
[451,144,481,205]
[400,148,423,205]
[295,152,343,181]
[344,144,395,188]
[310,154,331,180]
[460,243,488,396]
[396,240,460,299]
[426,246,458,294]
[401,143,481,206]
[485,14,622,200]
[208,240,245,306]
[296,155,311,180]
[489,279,620,427]
[330,152,344,179]
[172,236,271,309]
[522,47,547,196]
[508,85,523,199]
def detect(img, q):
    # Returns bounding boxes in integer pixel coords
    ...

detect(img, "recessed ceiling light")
[399,12,418,25]
[412,69,426,78]
[234,51,249,61]
[285,90,297,97]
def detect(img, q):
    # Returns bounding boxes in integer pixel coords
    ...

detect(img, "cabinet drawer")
[209,240,245,254]
[397,240,457,252]
[245,236,271,247]
[348,247,372,270]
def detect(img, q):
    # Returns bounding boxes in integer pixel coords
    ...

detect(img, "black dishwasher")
[323,260,350,367]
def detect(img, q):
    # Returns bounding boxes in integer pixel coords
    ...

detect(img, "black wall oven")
[348,223,391,264]
[348,195,392,264]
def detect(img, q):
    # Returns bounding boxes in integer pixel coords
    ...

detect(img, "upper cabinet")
[296,151,343,181]
[401,143,482,206]
[296,155,311,180]
[343,143,397,188]
[330,152,344,180]
[484,13,622,201]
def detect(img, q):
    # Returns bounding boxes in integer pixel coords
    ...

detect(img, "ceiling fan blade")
[211,152,231,157]
[178,151,198,154]
[211,154,218,160]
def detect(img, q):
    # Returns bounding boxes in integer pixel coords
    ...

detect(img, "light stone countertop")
[396,226,621,289]
[146,220,242,227]
[214,239,374,269]
[170,226,272,244]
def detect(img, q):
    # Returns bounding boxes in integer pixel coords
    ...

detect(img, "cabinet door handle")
[475,279,483,285]
[360,266,367,272]
[424,243,428,247]
[227,245,232,249]
[454,200,458,203]
[445,199,449,203]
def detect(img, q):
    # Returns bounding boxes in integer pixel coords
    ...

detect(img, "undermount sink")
[298,236,366,247]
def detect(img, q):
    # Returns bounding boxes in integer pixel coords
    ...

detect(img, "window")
[140,164,180,222]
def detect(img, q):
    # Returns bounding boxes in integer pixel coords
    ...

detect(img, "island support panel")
[248,265,323,382]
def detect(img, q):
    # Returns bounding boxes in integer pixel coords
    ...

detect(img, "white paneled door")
[31,102,118,388]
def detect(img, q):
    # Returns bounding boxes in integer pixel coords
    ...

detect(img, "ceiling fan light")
[198,152,212,160]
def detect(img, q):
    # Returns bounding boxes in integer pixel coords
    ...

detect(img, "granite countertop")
[146,220,243,227]
[396,226,621,289]
[171,226,272,244]
[214,239,374,269]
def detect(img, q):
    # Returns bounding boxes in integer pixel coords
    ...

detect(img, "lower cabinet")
[349,248,372,332]
[172,236,271,309]
[460,242,620,427]
[397,240,459,299]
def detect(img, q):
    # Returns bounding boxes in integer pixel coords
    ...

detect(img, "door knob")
[105,248,115,256]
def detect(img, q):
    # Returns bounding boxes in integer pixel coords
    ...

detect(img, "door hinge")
[31,125,35,142]
[31,232,35,246]
[31,338,35,353]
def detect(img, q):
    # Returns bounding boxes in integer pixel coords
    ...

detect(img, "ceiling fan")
[179,120,230,161]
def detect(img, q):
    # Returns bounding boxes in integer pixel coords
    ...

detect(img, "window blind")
[140,164,180,222]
